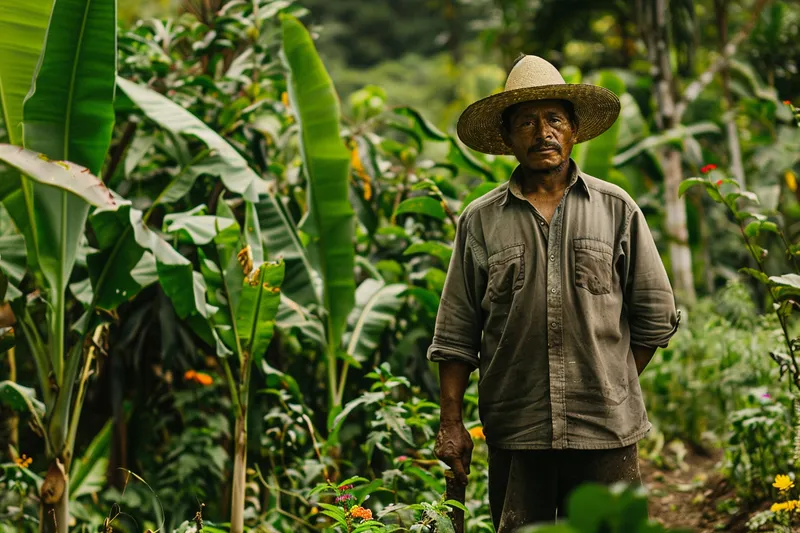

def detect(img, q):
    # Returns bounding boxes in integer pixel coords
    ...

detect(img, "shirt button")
[551,288,556,293]
[550,254,555,261]
[539,221,544,226]
[551,322,557,329]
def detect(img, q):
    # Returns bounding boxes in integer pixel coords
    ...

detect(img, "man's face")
[501,100,576,171]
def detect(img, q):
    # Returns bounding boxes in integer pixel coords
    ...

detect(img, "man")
[428,55,680,531]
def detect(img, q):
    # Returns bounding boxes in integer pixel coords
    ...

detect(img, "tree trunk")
[638,0,697,304]
[715,0,746,188]
[230,413,247,533]
[40,458,68,533]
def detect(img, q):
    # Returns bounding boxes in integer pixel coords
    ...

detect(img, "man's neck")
[519,160,571,196]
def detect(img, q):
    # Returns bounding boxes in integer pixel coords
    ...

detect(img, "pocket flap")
[573,238,613,256]
[488,244,524,266]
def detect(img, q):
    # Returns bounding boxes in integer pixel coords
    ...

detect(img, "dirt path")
[639,445,761,532]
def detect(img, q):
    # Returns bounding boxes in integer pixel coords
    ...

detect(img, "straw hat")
[456,55,621,155]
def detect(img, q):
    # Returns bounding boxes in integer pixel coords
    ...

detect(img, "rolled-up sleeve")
[622,205,680,349]
[426,213,486,369]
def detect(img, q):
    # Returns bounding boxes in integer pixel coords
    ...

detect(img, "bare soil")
[639,444,769,532]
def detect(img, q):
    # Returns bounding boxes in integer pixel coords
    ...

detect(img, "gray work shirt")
[427,159,680,450]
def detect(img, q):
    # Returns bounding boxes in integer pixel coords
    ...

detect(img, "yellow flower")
[349,144,372,201]
[281,92,290,108]
[310,506,318,515]
[772,500,800,512]
[786,170,798,192]
[773,474,795,492]
[14,454,32,468]
[468,426,485,440]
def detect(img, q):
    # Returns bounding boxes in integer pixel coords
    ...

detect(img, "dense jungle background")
[1,0,800,532]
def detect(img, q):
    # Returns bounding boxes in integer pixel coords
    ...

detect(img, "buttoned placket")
[533,186,573,450]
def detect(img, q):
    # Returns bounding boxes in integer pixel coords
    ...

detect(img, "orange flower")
[14,454,32,468]
[194,373,213,386]
[784,100,792,106]
[469,426,485,440]
[350,506,373,520]
[184,370,198,381]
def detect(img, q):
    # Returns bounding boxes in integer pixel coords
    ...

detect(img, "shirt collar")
[500,158,592,206]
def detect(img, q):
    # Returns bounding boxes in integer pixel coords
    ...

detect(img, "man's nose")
[532,118,553,141]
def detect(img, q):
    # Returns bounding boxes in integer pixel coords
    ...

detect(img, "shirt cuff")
[427,340,479,370]
[631,309,681,349]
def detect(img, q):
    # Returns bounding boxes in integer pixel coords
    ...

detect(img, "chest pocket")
[574,238,613,295]
[487,244,525,303]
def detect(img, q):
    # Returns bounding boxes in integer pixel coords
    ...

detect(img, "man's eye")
[550,117,561,124]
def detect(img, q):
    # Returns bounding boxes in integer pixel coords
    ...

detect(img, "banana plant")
[277,14,409,425]
[0,0,117,531]
[171,201,284,533]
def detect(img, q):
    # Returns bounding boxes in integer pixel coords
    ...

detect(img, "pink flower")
[397,455,409,462]
[762,393,772,399]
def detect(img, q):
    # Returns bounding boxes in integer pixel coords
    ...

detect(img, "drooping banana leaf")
[281,14,354,349]
[343,279,407,363]
[116,77,265,202]
[85,203,213,320]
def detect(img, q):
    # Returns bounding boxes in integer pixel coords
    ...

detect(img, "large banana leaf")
[343,279,407,363]
[86,203,212,320]
[281,14,354,349]
[0,0,53,145]
[0,0,54,259]
[22,0,116,392]
[116,77,265,202]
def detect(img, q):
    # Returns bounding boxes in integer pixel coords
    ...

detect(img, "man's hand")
[435,420,473,485]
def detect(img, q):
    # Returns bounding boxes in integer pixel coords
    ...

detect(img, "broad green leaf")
[744,220,779,238]
[70,403,130,499]
[677,178,708,197]
[163,209,237,246]
[0,380,45,423]
[256,193,320,308]
[461,182,501,212]
[740,267,769,284]
[0,145,115,208]
[235,260,284,365]
[344,280,407,363]
[281,14,355,349]
[0,234,27,283]
[0,0,53,145]
[87,203,209,319]
[566,483,616,533]
[275,294,325,347]
[329,391,383,434]
[116,77,265,201]
[0,327,15,354]
[770,273,800,300]
[395,196,446,220]
[404,242,453,266]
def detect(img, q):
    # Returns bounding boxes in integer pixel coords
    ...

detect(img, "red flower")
[784,100,792,105]
[700,164,717,174]
[716,179,723,186]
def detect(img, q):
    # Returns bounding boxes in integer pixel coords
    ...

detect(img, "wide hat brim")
[456,83,621,155]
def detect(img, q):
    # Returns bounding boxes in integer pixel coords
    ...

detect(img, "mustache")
[529,142,561,153]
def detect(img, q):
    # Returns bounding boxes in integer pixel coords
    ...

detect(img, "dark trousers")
[488,442,642,532]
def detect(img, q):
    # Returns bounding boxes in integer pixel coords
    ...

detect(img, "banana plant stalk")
[189,200,284,533]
